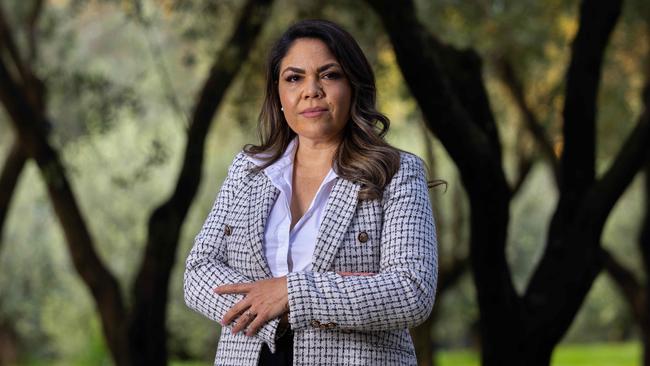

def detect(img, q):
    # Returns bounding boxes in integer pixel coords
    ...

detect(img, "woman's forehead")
[280,38,339,71]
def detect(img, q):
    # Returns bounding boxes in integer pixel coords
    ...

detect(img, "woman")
[184,19,439,366]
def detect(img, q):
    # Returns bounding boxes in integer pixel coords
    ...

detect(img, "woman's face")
[278,38,352,144]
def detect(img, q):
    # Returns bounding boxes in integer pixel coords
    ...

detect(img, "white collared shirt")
[246,137,338,277]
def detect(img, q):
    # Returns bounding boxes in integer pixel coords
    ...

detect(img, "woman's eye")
[323,72,342,80]
[285,75,301,82]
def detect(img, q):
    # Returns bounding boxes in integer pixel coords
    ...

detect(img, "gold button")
[358,231,369,243]
[224,224,232,236]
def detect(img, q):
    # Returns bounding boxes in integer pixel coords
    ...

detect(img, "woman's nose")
[303,78,323,99]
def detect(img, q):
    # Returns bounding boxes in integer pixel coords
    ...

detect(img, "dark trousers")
[258,329,294,366]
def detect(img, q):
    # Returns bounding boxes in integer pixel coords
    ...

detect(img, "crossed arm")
[184,153,437,350]
[183,153,288,353]
[285,155,438,331]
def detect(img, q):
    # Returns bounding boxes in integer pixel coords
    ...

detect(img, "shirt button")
[224,224,232,236]
[310,320,321,328]
[357,231,369,243]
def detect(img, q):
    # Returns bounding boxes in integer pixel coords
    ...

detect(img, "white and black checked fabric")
[184,150,438,366]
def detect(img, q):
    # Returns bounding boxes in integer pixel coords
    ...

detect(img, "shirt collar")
[245,137,296,169]
[246,137,340,182]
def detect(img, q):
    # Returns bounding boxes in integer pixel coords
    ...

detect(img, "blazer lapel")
[311,178,361,272]
[247,172,277,278]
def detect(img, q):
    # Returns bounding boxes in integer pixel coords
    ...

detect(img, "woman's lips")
[300,108,328,118]
[301,110,327,118]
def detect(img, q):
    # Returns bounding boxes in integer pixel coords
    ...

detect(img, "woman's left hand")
[214,276,289,337]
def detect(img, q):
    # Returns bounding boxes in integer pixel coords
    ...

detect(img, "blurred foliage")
[0,0,648,363]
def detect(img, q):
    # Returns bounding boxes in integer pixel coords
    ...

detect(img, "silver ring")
[244,310,256,318]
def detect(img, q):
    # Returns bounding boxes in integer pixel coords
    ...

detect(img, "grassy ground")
[435,342,640,366]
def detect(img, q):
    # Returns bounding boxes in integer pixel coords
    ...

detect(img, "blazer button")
[310,320,321,328]
[224,224,232,236]
[357,231,369,243]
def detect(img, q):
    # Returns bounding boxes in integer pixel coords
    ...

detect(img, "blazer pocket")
[332,200,383,272]
[223,218,251,268]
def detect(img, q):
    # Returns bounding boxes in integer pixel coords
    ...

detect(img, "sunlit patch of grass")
[435,341,640,366]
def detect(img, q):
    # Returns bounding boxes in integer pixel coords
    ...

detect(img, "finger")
[222,299,250,326]
[232,310,257,335]
[245,311,269,337]
[214,283,252,294]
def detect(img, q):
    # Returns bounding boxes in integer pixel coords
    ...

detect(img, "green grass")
[436,347,481,366]
[551,342,640,366]
[435,341,641,366]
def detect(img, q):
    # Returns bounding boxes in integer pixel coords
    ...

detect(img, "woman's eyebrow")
[281,63,341,76]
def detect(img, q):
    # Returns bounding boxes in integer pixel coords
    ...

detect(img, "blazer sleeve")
[183,152,284,353]
[286,153,438,331]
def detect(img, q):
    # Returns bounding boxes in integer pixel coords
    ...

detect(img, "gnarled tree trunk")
[367,0,650,364]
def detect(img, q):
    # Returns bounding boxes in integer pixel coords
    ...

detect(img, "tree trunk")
[411,122,470,366]
[0,142,27,250]
[641,153,650,366]
[0,319,19,366]
[0,0,274,364]
[366,0,650,365]
[126,1,273,364]
[411,312,435,366]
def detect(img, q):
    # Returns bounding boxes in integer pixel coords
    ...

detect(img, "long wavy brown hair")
[244,19,443,200]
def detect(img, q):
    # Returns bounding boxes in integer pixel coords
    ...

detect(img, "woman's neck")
[294,136,340,169]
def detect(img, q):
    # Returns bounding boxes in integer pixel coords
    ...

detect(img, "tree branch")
[494,56,560,187]
[438,257,470,294]
[601,247,645,324]
[128,0,274,362]
[0,54,130,365]
[583,83,650,231]
[558,0,623,216]
[367,2,520,359]
[26,0,43,64]
[0,141,27,246]
[641,155,650,278]
[440,45,503,159]
[0,3,45,111]
[0,5,30,86]
[366,0,506,197]
[523,80,650,349]
[510,147,534,196]
[133,0,189,128]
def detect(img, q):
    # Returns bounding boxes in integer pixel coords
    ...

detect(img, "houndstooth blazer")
[184,149,438,366]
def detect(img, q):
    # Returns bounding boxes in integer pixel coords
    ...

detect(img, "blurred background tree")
[0,0,648,365]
